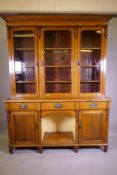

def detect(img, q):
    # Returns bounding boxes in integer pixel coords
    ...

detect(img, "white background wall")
[0,0,117,134]
[106,18,117,134]
[0,0,117,13]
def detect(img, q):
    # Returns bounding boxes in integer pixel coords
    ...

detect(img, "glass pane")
[80,30,102,93]
[45,51,71,66]
[14,31,34,48]
[80,83,100,93]
[44,30,72,93]
[44,30,71,48]
[45,67,71,81]
[16,83,36,93]
[80,67,100,81]
[45,83,71,93]
[14,30,36,94]
[80,50,101,66]
[81,30,101,48]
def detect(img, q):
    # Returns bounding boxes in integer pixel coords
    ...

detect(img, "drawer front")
[79,102,107,110]
[41,102,75,110]
[41,111,75,117]
[9,103,40,111]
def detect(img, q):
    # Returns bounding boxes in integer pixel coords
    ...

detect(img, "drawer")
[9,103,40,111]
[79,102,107,110]
[41,102,75,110]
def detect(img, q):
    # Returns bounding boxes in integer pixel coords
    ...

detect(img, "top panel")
[1,14,112,26]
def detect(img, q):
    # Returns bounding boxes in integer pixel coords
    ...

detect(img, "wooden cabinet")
[2,14,111,153]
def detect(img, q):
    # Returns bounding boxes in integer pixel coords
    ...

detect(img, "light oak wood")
[9,102,40,110]
[41,111,75,118]
[1,14,112,26]
[43,132,75,145]
[79,102,107,110]
[1,14,111,153]
[10,111,39,145]
[41,102,76,110]
[79,110,106,144]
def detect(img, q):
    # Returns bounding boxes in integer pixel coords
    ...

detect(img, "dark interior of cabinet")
[80,30,102,93]
[44,30,72,93]
[44,30,71,48]
[14,31,36,93]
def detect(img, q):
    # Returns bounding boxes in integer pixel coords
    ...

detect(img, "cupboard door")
[40,27,75,96]
[79,110,106,144]
[78,27,105,96]
[12,27,39,95]
[11,111,39,145]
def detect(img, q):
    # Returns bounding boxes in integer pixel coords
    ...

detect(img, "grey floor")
[0,133,117,175]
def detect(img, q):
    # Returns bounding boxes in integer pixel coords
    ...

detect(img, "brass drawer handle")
[19,104,27,109]
[89,103,97,108]
[54,103,63,109]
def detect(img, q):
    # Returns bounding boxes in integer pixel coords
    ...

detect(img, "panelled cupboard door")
[78,27,106,97]
[10,27,39,96]
[79,110,106,145]
[10,111,39,145]
[39,27,76,96]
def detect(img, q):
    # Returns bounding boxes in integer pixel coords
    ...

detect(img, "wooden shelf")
[81,65,100,68]
[16,81,35,84]
[14,34,34,37]
[22,65,35,68]
[45,65,71,68]
[15,48,34,51]
[46,81,71,83]
[81,47,101,50]
[80,81,100,83]
[45,48,71,51]
[43,132,75,145]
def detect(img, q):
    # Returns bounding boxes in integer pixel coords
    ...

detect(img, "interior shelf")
[43,132,75,145]
[15,48,34,51]
[45,66,71,68]
[81,47,101,50]
[80,81,100,83]
[22,65,35,68]
[16,81,35,84]
[14,34,34,37]
[45,48,71,51]
[46,81,71,83]
[81,65,100,68]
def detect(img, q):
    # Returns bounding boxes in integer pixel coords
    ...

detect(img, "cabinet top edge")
[4,97,111,103]
[0,14,113,26]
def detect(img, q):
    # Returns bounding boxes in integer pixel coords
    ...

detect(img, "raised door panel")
[11,111,38,145]
[79,110,106,145]
[40,27,76,96]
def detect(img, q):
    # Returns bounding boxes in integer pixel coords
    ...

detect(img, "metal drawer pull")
[89,103,97,108]
[19,104,27,109]
[54,103,63,109]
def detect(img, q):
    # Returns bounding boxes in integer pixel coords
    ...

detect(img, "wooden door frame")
[39,26,76,97]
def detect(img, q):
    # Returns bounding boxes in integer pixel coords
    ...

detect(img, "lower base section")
[8,145,108,154]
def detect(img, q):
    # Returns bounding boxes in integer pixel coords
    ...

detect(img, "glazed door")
[11,111,39,145]
[40,27,75,96]
[79,110,106,144]
[78,27,106,96]
[11,27,39,96]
